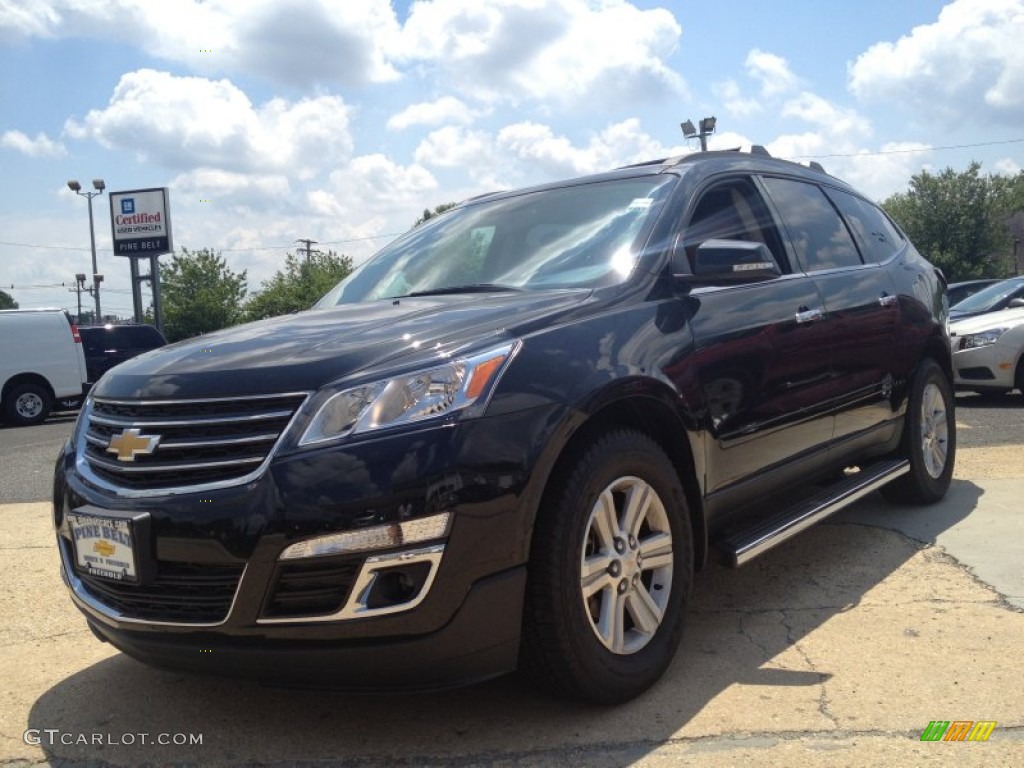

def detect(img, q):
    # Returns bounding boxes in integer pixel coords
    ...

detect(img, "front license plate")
[68,512,138,582]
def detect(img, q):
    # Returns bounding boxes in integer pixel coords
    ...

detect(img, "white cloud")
[397,0,685,106]
[495,118,681,178]
[170,169,292,209]
[849,0,1024,125]
[0,0,401,87]
[781,92,870,141]
[326,155,438,217]
[413,126,493,168]
[387,97,481,131]
[63,70,353,177]
[713,79,762,119]
[994,157,1022,175]
[0,129,66,157]
[746,49,799,98]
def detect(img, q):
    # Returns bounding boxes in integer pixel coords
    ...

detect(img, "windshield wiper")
[399,283,525,298]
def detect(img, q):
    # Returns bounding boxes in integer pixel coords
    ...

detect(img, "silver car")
[950,306,1024,396]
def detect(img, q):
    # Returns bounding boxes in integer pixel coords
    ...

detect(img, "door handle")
[795,306,824,324]
[878,293,898,307]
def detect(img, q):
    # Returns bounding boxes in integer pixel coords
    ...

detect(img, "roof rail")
[807,160,826,173]
[750,145,771,157]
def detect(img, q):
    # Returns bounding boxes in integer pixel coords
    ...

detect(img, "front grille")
[78,561,244,624]
[82,393,307,490]
[262,559,360,619]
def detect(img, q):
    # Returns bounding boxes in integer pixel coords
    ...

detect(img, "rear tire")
[882,359,955,505]
[2,382,52,426]
[520,430,693,704]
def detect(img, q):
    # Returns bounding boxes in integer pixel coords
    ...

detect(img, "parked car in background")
[950,306,1024,396]
[79,324,167,384]
[946,279,1002,308]
[0,309,88,426]
[53,147,955,704]
[949,276,1024,319]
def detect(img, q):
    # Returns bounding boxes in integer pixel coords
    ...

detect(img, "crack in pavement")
[779,608,839,729]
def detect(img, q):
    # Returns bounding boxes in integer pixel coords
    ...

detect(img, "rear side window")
[761,177,862,272]
[825,188,904,264]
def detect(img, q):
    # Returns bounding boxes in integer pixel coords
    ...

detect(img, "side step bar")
[717,458,910,567]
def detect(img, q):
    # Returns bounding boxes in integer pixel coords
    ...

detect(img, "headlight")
[960,328,1008,349]
[299,341,519,446]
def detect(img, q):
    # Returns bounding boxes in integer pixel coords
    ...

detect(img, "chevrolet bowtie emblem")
[107,428,161,462]
[93,540,115,557]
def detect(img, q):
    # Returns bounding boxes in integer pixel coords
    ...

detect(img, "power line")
[792,137,1024,160]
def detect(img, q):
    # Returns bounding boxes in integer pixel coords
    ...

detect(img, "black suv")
[54,148,955,703]
[79,324,167,384]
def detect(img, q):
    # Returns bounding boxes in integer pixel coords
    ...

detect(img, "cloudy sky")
[2,0,1022,317]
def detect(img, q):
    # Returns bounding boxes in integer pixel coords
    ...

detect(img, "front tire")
[882,359,955,504]
[520,430,693,704]
[3,382,52,426]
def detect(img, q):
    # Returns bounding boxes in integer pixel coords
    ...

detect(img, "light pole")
[68,178,105,321]
[681,116,717,152]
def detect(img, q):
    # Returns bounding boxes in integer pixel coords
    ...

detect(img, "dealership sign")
[108,188,173,256]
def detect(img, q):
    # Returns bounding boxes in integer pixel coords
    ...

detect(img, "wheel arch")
[528,389,708,571]
[1,372,55,404]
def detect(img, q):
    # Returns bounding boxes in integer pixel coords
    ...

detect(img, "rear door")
[759,176,901,447]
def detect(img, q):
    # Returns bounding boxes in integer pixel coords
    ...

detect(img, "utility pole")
[69,273,89,323]
[296,238,319,263]
[67,179,105,320]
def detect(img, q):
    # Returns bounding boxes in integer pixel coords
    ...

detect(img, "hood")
[94,290,590,399]
[949,306,1024,336]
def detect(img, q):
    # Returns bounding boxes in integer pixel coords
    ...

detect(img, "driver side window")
[682,179,789,273]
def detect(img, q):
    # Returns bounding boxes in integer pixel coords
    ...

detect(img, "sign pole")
[150,253,164,334]
[130,257,144,323]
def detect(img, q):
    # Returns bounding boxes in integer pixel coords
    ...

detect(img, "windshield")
[316,176,674,307]
[951,277,1024,313]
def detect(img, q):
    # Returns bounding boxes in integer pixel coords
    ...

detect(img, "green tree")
[0,288,18,309]
[881,162,1008,281]
[245,250,353,321]
[160,247,247,342]
[414,201,458,227]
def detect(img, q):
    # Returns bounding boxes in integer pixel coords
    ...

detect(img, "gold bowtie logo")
[107,428,161,462]
[93,540,115,557]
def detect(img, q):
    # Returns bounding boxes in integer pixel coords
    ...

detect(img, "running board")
[716,458,910,567]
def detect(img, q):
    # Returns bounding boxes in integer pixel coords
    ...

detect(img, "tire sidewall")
[4,383,51,427]
[553,434,692,697]
[904,360,955,502]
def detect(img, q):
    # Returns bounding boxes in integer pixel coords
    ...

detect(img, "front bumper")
[953,342,1019,390]
[54,404,563,687]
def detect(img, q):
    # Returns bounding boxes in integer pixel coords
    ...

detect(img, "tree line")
[158,248,353,342]
[881,162,1024,282]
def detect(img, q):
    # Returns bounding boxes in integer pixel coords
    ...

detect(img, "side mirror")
[1008,298,1024,308]
[676,239,781,285]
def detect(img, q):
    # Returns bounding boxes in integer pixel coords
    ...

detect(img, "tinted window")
[682,179,789,272]
[825,189,904,264]
[761,177,862,271]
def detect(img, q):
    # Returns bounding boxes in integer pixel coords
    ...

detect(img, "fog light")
[279,512,451,560]
[365,562,433,609]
